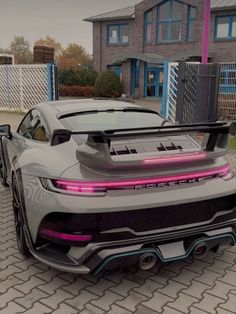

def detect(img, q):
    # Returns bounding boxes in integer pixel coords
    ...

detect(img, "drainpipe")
[201,0,211,64]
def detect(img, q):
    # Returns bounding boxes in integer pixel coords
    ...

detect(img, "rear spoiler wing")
[51,121,236,151]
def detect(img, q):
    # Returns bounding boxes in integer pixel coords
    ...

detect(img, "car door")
[5,109,50,180]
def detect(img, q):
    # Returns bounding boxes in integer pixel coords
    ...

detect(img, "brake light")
[40,229,92,243]
[49,163,230,193]
[144,152,206,165]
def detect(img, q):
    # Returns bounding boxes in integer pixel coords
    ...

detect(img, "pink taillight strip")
[40,229,92,242]
[54,164,230,192]
[144,152,207,165]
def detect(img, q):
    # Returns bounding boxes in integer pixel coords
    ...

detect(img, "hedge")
[59,85,95,98]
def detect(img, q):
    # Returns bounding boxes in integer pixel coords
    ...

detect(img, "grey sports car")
[0,99,236,274]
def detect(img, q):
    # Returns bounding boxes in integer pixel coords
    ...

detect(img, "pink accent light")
[40,229,92,242]
[143,152,207,165]
[54,164,230,192]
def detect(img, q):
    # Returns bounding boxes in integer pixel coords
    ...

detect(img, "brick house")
[85,0,236,98]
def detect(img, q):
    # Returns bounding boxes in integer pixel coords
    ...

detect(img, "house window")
[108,65,122,80]
[144,10,152,43]
[108,24,129,45]
[157,0,182,42]
[187,6,196,41]
[215,15,236,40]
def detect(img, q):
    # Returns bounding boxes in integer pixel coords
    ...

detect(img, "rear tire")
[12,175,31,257]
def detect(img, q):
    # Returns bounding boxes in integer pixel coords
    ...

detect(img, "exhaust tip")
[139,253,157,270]
[193,243,209,259]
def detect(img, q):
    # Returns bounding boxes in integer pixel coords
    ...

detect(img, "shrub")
[59,85,95,98]
[59,68,97,86]
[95,70,123,98]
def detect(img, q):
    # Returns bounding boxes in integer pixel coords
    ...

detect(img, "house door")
[145,66,164,98]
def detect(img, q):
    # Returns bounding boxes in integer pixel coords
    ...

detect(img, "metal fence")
[162,61,235,123]
[218,63,236,120]
[0,64,58,112]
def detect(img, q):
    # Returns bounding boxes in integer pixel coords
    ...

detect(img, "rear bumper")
[26,219,236,274]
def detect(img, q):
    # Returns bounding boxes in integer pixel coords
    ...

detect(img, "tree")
[58,43,92,69]
[34,36,62,60]
[9,36,33,64]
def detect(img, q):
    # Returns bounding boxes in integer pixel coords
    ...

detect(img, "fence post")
[47,63,53,101]
[161,62,169,117]
[53,65,59,101]
[4,65,10,110]
[19,67,24,111]
[175,60,186,123]
[208,63,220,121]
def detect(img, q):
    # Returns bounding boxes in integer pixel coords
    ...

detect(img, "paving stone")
[216,251,236,265]
[162,306,184,314]
[116,291,148,312]
[19,302,52,314]
[218,270,236,287]
[91,291,124,311]
[107,304,132,314]
[134,279,163,298]
[38,276,70,294]
[0,288,24,309]
[219,293,236,312]
[67,290,99,311]
[15,287,49,309]
[126,269,154,284]
[189,307,212,314]
[157,280,187,298]
[195,269,223,286]
[0,276,24,295]
[183,259,210,274]
[0,255,21,270]
[193,293,226,314]
[206,259,232,275]
[35,269,63,282]
[217,308,236,314]
[52,303,81,314]
[40,288,74,310]
[135,305,160,314]
[148,269,176,285]
[182,280,211,299]
[0,301,25,314]
[172,269,200,285]
[15,275,46,294]
[62,277,93,296]
[81,304,106,314]
[14,265,45,281]
[206,280,235,300]
[141,292,174,313]
[86,278,116,296]
[167,292,199,313]
[163,260,191,274]
[110,278,140,297]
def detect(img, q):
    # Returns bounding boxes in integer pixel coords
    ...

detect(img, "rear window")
[60,111,163,131]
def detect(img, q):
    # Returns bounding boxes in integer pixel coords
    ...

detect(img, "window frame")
[144,10,153,44]
[107,23,129,45]
[157,0,183,43]
[187,5,197,42]
[17,109,51,143]
[215,15,236,41]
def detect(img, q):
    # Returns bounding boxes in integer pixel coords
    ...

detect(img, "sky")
[0,0,140,54]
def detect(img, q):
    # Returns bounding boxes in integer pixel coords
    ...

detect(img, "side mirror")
[0,124,11,137]
[51,129,72,146]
